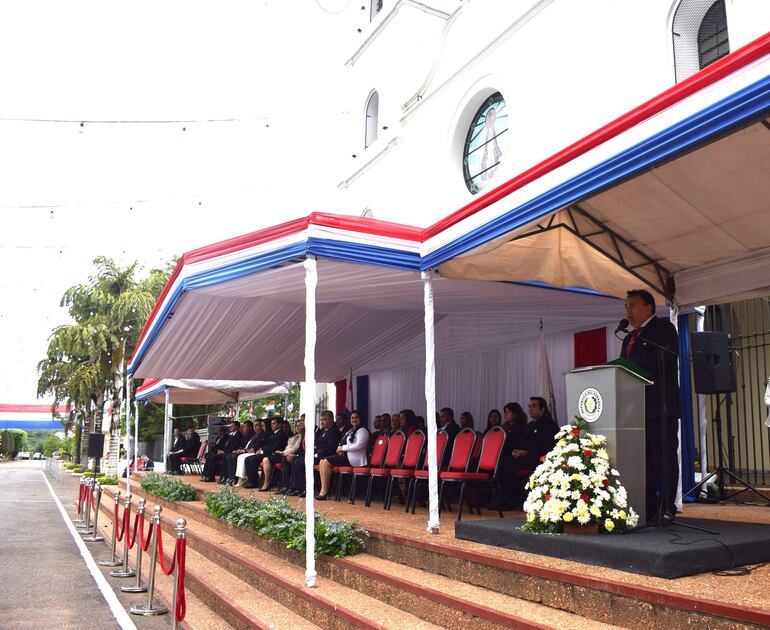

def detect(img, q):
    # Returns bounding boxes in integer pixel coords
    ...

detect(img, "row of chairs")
[318,426,507,521]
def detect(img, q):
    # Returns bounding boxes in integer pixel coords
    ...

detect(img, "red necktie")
[625,329,641,358]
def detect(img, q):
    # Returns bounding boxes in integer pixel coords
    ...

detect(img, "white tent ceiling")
[135,379,290,405]
[134,259,621,382]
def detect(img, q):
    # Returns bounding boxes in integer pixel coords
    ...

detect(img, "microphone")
[615,318,630,334]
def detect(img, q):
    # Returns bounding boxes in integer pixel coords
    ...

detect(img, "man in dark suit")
[223,421,256,484]
[244,417,289,489]
[202,421,241,482]
[438,407,460,467]
[165,428,186,475]
[621,288,681,523]
[315,411,341,463]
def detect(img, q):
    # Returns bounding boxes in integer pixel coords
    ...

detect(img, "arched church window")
[672,0,730,82]
[698,1,729,69]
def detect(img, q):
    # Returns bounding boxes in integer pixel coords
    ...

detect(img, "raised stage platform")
[455,516,770,579]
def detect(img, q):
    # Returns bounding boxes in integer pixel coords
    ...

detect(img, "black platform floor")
[455,517,770,578]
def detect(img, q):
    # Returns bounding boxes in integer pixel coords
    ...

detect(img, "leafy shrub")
[63,463,78,470]
[204,489,367,558]
[99,476,119,486]
[141,473,198,501]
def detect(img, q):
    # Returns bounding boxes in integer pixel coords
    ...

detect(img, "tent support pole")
[134,399,139,488]
[422,270,440,534]
[163,389,171,471]
[125,376,132,494]
[303,256,318,587]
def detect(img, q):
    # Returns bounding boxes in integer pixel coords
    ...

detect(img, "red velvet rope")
[90,486,96,510]
[156,527,176,576]
[115,503,129,542]
[141,520,153,552]
[175,538,187,623]
[127,512,140,550]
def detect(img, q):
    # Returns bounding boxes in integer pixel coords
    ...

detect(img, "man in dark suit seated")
[179,426,202,474]
[438,407,460,467]
[495,397,559,509]
[165,428,186,475]
[621,288,681,524]
[202,421,241,482]
[223,421,256,485]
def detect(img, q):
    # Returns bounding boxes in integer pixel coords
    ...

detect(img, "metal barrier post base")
[121,584,148,593]
[109,568,136,578]
[82,534,105,542]
[76,526,93,534]
[129,603,168,616]
[98,558,123,567]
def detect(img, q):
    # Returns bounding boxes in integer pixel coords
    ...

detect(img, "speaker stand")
[683,394,770,505]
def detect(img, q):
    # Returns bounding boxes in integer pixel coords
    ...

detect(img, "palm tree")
[37,256,170,466]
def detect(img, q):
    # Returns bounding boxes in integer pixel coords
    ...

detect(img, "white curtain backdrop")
[365,327,599,429]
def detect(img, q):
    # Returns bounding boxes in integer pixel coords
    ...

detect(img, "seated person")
[201,421,241,482]
[414,415,426,432]
[389,413,402,435]
[485,408,503,433]
[496,397,559,509]
[223,421,256,485]
[182,426,202,465]
[316,410,369,500]
[460,411,477,432]
[244,417,289,489]
[315,411,340,463]
[335,413,350,434]
[276,418,305,494]
[140,454,154,471]
[399,409,417,436]
[201,427,227,481]
[165,428,186,475]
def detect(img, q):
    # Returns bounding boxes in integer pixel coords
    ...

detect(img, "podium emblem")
[578,387,603,422]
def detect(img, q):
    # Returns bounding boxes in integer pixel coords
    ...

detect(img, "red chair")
[363,431,407,507]
[384,430,425,510]
[440,426,507,521]
[436,429,478,514]
[409,430,450,514]
[336,433,388,502]
[180,441,207,475]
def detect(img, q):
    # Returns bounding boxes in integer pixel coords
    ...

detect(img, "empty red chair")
[436,429,477,514]
[440,426,507,521]
[363,431,407,507]
[409,430,450,514]
[384,430,425,510]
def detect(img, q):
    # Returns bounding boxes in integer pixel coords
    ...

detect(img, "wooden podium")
[566,364,651,526]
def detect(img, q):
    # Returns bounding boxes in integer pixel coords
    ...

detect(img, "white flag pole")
[303,256,318,587]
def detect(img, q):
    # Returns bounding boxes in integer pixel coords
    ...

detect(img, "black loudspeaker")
[87,433,105,459]
[691,332,736,394]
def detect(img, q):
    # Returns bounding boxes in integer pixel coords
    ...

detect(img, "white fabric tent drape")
[422,271,440,533]
[302,257,317,588]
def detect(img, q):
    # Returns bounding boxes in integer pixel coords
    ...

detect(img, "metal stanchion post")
[83,482,104,542]
[73,478,86,525]
[110,493,135,578]
[76,478,94,533]
[99,490,123,566]
[121,498,147,593]
[171,518,186,630]
[130,505,168,616]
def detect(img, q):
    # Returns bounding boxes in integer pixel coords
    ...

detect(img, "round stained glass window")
[462,92,508,195]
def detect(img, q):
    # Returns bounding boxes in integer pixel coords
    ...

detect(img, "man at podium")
[621,289,681,523]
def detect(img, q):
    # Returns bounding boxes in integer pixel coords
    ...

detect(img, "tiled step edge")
[109,486,391,630]
[118,482,770,630]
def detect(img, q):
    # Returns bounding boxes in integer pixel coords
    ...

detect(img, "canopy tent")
[424,33,770,307]
[127,31,770,588]
[135,378,290,405]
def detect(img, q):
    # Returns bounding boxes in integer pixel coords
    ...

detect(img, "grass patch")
[205,488,368,558]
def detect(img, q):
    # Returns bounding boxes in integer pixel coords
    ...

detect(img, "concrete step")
[105,486,441,629]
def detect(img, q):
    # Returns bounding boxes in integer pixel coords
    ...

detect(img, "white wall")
[332,0,770,226]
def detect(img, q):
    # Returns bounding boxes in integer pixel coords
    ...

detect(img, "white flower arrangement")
[522,417,639,534]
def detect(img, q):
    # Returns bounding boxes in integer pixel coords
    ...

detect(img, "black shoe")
[315,493,328,501]
[258,487,270,493]
[201,477,214,482]
[218,479,227,485]
[242,483,259,489]
[286,489,300,496]
[298,491,306,498]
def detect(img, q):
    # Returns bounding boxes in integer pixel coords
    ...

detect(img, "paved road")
[0,460,171,630]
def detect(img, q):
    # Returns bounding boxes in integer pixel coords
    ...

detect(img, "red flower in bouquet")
[602,478,610,486]
[581,493,589,501]
[571,429,581,436]
[583,449,592,456]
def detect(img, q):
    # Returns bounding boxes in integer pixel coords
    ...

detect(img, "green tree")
[37,257,172,463]
[42,434,62,457]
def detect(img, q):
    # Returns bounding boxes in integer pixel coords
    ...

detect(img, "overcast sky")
[0,1,354,404]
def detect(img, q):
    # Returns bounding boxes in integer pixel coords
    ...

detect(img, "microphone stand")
[622,328,718,535]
